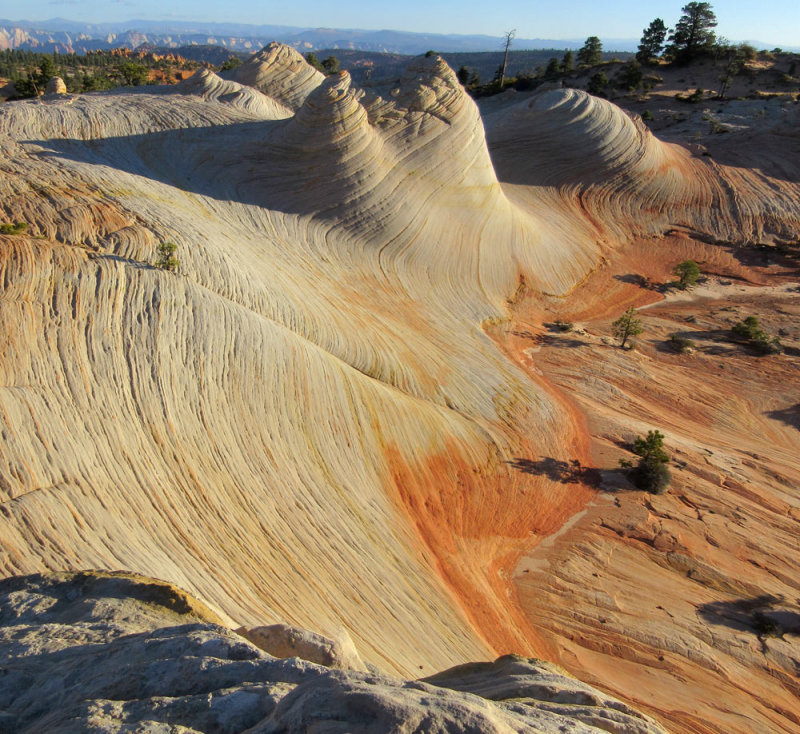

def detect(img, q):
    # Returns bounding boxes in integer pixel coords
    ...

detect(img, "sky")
[3,0,799,47]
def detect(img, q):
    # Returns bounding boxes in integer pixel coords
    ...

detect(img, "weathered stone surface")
[237,623,367,672]
[0,44,799,733]
[44,76,67,95]
[0,573,666,733]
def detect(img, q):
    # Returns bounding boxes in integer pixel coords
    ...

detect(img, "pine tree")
[321,56,340,75]
[305,53,324,72]
[611,306,643,348]
[636,18,668,64]
[544,57,561,80]
[666,2,717,64]
[630,430,671,493]
[577,36,603,67]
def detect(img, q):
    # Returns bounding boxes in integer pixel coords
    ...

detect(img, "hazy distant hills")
[0,17,643,54]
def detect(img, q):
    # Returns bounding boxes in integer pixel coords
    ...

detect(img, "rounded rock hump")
[277,71,369,151]
[44,76,67,95]
[227,42,325,112]
[392,54,466,117]
[176,67,294,119]
[487,87,669,186]
[362,53,501,195]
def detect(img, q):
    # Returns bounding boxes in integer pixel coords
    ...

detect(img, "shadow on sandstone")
[24,118,377,222]
[698,595,800,637]
[508,457,602,487]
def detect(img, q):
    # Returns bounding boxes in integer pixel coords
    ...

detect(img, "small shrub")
[219,57,243,72]
[155,241,178,272]
[673,259,700,289]
[675,88,704,103]
[732,316,782,354]
[668,333,695,352]
[627,429,671,494]
[0,221,28,235]
[641,109,653,121]
[555,320,574,332]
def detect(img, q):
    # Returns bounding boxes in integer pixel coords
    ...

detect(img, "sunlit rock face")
[0,44,799,733]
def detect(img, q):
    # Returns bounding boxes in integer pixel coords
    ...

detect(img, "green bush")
[732,316,782,354]
[155,241,178,272]
[219,57,243,72]
[321,56,340,75]
[673,259,700,289]
[668,333,694,352]
[630,460,671,494]
[0,221,28,235]
[629,429,671,493]
[587,72,609,97]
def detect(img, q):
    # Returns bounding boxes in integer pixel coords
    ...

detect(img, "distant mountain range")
[1,19,794,57]
[0,18,644,55]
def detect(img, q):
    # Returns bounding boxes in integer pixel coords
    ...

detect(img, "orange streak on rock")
[383,373,595,659]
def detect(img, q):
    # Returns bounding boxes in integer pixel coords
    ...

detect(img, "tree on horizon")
[636,18,668,64]
[577,36,603,67]
[666,2,717,64]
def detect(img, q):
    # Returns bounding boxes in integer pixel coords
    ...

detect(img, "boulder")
[237,622,367,672]
[45,76,67,95]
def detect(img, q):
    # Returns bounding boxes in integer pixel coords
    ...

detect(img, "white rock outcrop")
[0,572,668,733]
[45,76,67,95]
[237,623,368,672]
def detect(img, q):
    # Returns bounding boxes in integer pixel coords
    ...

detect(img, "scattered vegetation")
[154,241,179,272]
[731,315,782,354]
[611,306,643,348]
[305,53,340,75]
[673,259,700,289]
[0,221,28,235]
[1,48,202,97]
[554,320,575,332]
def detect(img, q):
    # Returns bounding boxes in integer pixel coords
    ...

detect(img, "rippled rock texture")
[0,46,798,732]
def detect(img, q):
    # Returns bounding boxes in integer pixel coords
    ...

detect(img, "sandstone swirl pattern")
[0,44,798,719]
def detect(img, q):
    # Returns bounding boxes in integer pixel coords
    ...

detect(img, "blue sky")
[5,0,800,46]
